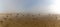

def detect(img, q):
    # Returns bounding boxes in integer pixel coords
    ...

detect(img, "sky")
[0,0,60,14]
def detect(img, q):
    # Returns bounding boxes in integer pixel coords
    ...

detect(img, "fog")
[0,0,60,14]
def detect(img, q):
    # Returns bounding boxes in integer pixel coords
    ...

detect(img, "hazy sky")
[0,0,60,14]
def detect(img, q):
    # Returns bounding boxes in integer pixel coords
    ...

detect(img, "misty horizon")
[0,0,60,14]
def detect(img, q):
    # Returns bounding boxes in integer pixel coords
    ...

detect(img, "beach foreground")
[0,13,60,27]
